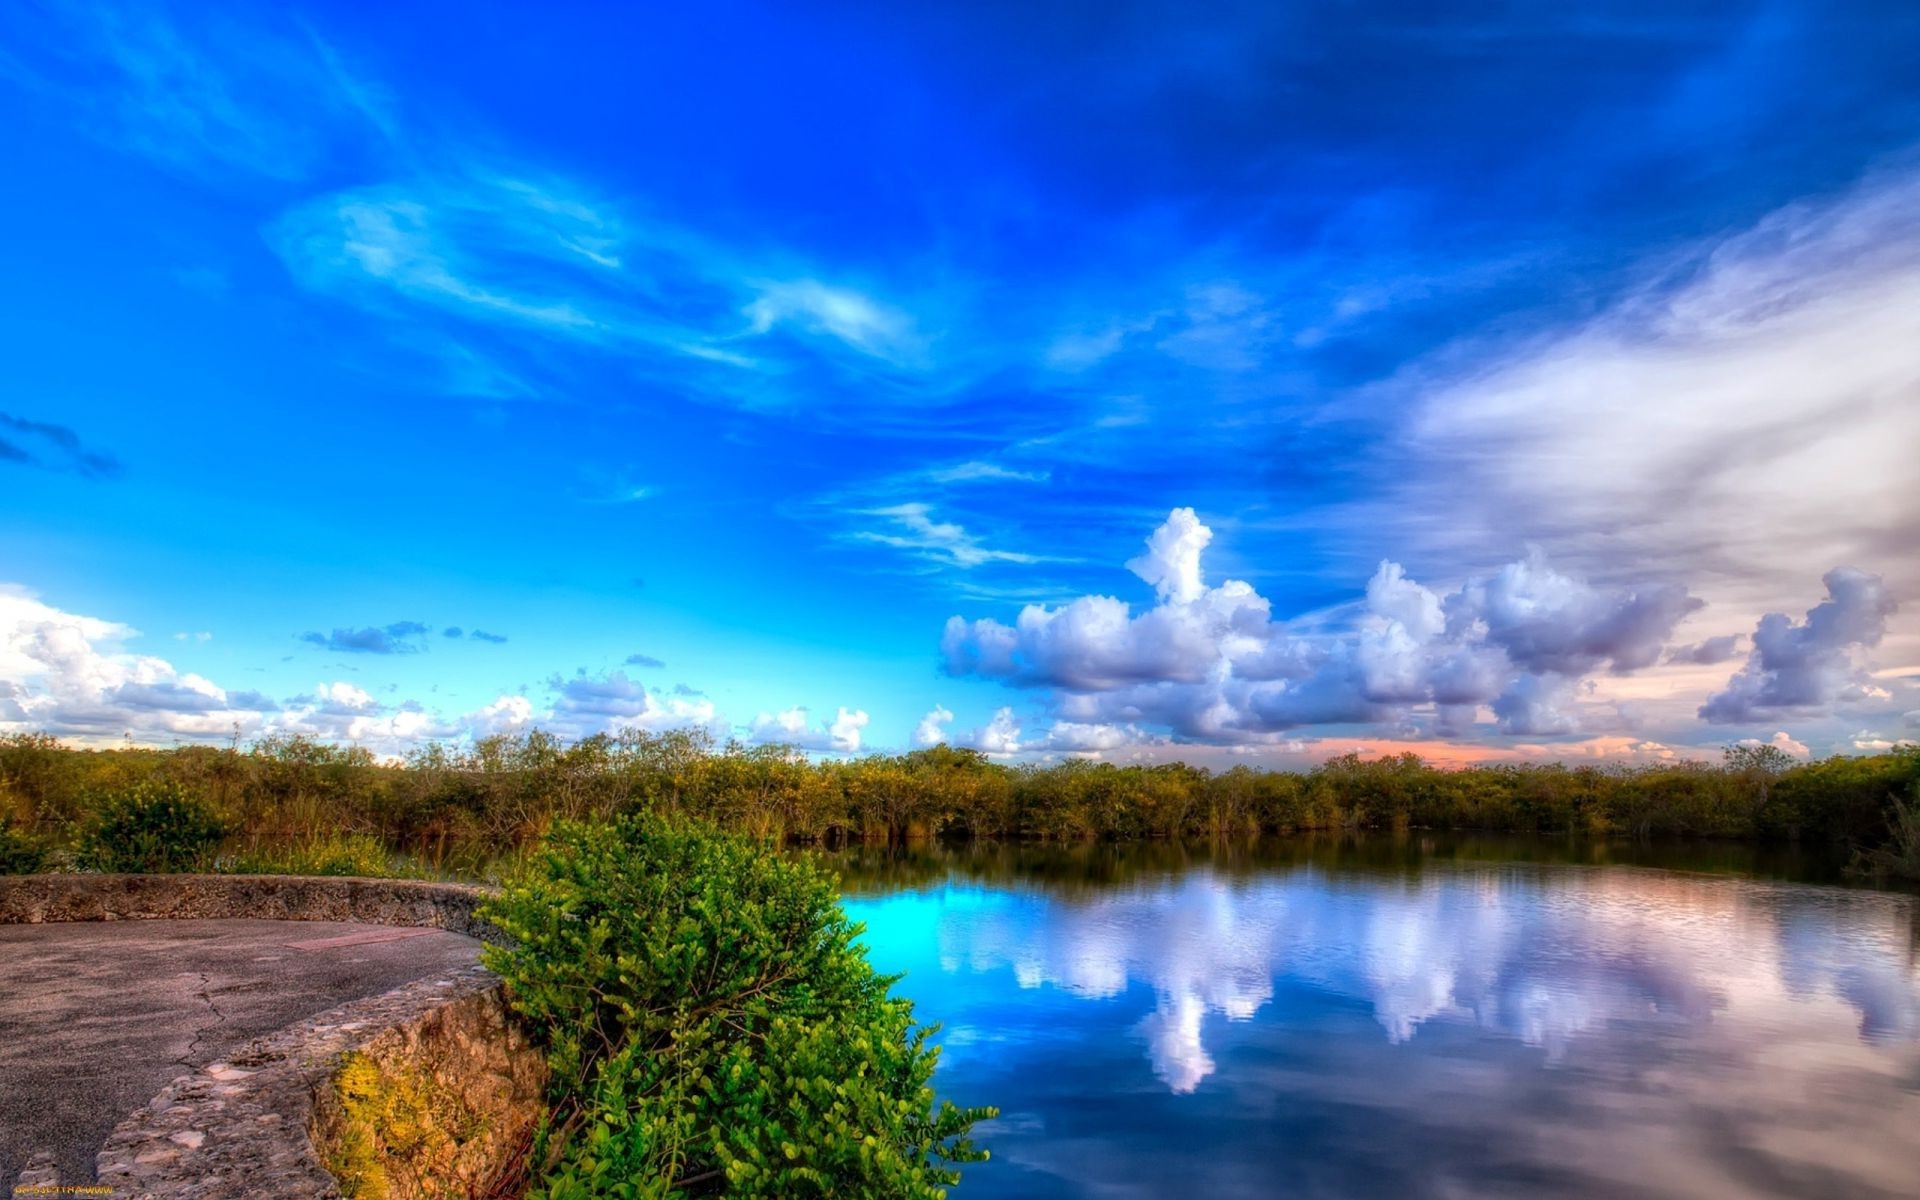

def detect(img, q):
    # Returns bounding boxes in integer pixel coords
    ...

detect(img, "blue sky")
[3,0,1917,764]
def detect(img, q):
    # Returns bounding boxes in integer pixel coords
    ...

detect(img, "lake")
[819,837,1920,1200]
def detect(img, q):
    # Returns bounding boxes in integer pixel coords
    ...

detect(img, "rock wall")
[1,874,544,1199]
[0,873,502,943]
[94,965,547,1199]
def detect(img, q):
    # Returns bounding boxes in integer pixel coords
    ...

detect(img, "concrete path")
[0,918,484,1188]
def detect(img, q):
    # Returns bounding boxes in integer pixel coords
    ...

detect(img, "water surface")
[823,837,1920,1199]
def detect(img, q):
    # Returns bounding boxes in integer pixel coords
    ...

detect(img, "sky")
[2,0,1917,766]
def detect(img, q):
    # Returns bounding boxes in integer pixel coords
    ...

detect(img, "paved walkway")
[0,918,484,1188]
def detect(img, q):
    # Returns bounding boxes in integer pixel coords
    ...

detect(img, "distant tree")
[1724,742,1798,830]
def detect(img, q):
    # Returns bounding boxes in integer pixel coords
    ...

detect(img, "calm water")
[818,837,1920,1200]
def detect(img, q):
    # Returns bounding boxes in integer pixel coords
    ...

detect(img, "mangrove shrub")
[480,815,993,1198]
[76,780,226,873]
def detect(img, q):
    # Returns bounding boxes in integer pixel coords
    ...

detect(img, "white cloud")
[955,707,1025,757]
[0,6,393,181]
[912,705,954,748]
[466,694,534,738]
[747,705,870,753]
[544,670,728,741]
[0,587,738,754]
[743,279,923,364]
[1039,720,1147,756]
[1701,568,1898,723]
[1734,730,1811,758]
[851,503,1047,569]
[1848,731,1906,753]
[1366,165,1920,694]
[276,183,606,333]
[923,461,1050,485]
[314,681,376,711]
[0,585,262,741]
[942,509,1706,746]
[1126,505,1211,605]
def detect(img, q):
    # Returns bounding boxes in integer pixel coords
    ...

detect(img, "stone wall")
[1,874,544,1199]
[95,965,546,1199]
[0,873,502,943]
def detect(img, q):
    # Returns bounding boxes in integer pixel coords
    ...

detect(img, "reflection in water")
[827,839,1920,1199]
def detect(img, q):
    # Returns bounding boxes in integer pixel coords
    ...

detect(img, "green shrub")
[1850,783,1920,882]
[480,815,993,1199]
[77,781,226,873]
[219,833,407,878]
[0,820,49,874]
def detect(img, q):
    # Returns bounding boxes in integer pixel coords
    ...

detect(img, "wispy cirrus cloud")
[923,460,1050,485]
[743,279,925,365]
[268,174,944,410]
[848,503,1052,570]
[1356,165,1920,617]
[0,2,393,180]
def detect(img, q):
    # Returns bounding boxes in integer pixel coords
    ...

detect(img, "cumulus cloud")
[1490,674,1580,737]
[943,509,1702,746]
[1700,568,1898,723]
[0,586,261,740]
[266,682,465,753]
[744,702,875,748]
[299,621,430,654]
[961,707,1026,756]
[1733,730,1811,758]
[544,670,726,741]
[748,705,870,754]
[1667,635,1742,665]
[466,694,534,738]
[0,585,749,754]
[0,591,460,757]
[912,705,954,748]
[624,652,666,669]
[1370,166,1920,700]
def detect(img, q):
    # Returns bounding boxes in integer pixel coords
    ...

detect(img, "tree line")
[1,730,1915,877]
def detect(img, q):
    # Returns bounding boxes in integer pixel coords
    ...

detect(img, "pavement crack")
[174,972,224,1071]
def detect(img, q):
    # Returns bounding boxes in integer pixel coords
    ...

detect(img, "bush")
[1850,783,1920,882]
[77,781,227,873]
[480,815,993,1199]
[0,820,49,874]
[219,833,406,878]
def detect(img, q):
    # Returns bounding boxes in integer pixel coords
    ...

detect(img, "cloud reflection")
[923,867,1917,1093]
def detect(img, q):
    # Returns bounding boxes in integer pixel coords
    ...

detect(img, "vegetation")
[0,818,48,874]
[1851,783,1920,882]
[1,730,1917,876]
[216,832,437,879]
[74,778,227,873]
[323,1050,499,1200]
[480,815,993,1198]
